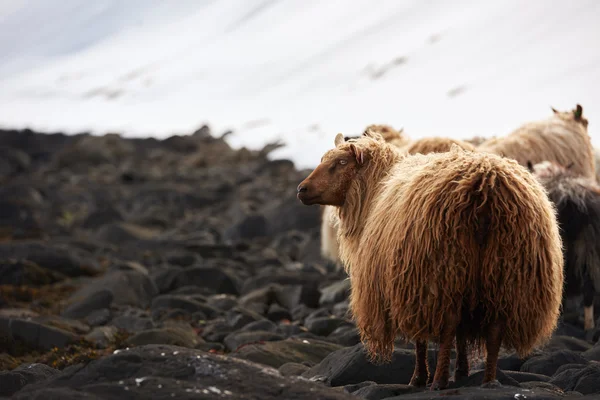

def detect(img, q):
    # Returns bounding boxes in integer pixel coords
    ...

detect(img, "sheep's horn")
[334,133,344,147]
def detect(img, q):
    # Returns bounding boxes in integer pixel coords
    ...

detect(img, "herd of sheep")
[295,105,600,391]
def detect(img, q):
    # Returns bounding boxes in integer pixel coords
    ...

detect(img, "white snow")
[0,0,599,169]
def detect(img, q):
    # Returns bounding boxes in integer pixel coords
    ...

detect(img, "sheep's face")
[297,133,365,206]
[528,160,562,178]
[527,160,572,180]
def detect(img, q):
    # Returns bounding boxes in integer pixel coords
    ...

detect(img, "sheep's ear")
[349,144,364,165]
[551,106,559,114]
[526,161,534,172]
[334,133,344,147]
[574,104,583,120]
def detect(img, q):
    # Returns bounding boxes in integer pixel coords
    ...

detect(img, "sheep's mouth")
[297,192,321,205]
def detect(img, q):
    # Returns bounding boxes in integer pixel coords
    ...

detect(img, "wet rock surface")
[0,127,599,399]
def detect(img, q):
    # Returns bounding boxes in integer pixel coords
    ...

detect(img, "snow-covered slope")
[1,0,599,168]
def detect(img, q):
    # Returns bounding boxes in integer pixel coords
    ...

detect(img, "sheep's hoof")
[429,380,448,391]
[408,375,428,387]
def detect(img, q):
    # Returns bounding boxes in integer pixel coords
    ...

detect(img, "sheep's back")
[353,148,563,356]
[478,116,595,180]
[404,136,476,155]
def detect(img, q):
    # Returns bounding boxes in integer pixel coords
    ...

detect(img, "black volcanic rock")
[0,317,77,351]
[0,363,59,397]
[10,345,356,400]
[62,289,114,319]
[67,270,159,309]
[0,242,99,277]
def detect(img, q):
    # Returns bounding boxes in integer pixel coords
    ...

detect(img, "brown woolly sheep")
[403,136,476,155]
[478,104,596,180]
[298,131,564,390]
[528,160,600,331]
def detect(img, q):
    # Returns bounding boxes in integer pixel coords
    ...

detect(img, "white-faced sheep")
[528,160,600,332]
[478,104,596,180]
[298,131,564,390]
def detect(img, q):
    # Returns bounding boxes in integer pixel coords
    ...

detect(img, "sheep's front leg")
[454,330,469,382]
[430,324,456,390]
[583,280,595,331]
[584,305,595,331]
[482,320,503,385]
[409,340,429,387]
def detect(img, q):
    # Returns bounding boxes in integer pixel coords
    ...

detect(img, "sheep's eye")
[339,159,348,165]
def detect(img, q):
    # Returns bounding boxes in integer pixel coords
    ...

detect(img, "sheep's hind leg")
[454,330,469,382]
[409,340,429,387]
[482,320,503,385]
[430,323,456,391]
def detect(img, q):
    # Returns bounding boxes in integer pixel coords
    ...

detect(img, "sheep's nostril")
[297,185,308,193]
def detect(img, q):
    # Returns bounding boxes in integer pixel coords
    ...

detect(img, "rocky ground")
[1,126,600,399]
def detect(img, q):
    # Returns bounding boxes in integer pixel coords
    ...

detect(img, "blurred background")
[1,0,599,169]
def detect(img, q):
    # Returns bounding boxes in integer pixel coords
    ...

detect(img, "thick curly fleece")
[332,133,564,363]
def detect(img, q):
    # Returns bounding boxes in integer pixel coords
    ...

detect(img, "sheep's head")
[527,160,573,179]
[297,131,383,206]
[551,104,588,128]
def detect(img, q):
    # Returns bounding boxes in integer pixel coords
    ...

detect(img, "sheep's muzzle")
[296,177,323,205]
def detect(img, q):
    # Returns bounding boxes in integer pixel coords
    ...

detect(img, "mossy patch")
[0,282,77,315]
[0,353,21,370]
[37,340,101,370]
[0,259,67,286]
[1,329,133,372]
